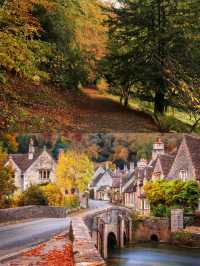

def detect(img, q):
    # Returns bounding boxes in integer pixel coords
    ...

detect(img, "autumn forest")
[0,0,200,133]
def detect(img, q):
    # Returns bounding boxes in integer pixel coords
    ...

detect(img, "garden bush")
[152,204,170,218]
[154,114,191,133]
[40,183,63,207]
[171,230,193,245]
[18,185,48,206]
[145,180,200,216]
[10,183,80,209]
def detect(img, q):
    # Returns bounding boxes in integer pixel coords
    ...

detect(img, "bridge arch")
[107,232,117,250]
[87,206,133,259]
[150,233,159,242]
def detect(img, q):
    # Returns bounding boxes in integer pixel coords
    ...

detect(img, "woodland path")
[65,87,158,133]
[5,80,158,133]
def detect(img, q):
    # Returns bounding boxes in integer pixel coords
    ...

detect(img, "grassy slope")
[104,92,195,133]
[0,81,160,134]
[1,79,196,134]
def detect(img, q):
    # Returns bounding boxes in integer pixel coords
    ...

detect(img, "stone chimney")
[152,137,164,161]
[28,138,35,160]
[129,162,135,173]
[58,148,65,160]
[137,158,147,169]
[105,161,109,170]
[124,164,128,173]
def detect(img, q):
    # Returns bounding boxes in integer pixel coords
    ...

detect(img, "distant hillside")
[14,132,185,166]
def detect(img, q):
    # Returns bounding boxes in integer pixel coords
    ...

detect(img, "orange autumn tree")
[0,145,15,208]
[71,0,108,81]
[0,0,54,82]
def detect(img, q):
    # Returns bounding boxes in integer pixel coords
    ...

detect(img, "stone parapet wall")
[134,217,170,242]
[0,206,68,223]
[72,218,106,266]
[83,206,132,230]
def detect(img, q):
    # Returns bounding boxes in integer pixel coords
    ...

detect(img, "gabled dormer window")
[179,169,188,181]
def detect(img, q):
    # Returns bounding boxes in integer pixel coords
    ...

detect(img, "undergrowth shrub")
[63,194,80,209]
[17,185,48,206]
[40,183,63,207]
[154,114,191,133]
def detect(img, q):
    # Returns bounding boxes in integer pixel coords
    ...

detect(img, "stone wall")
[171,209,183,232]
[134,217,170,243]
[72,218,106,266]
[0,206,68,223]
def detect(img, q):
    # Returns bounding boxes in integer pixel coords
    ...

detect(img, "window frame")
[179,169,188,181]
[39,169,51,181]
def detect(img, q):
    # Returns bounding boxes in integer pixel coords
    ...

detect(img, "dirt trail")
[67,87,158,132]
[3,80,158,133]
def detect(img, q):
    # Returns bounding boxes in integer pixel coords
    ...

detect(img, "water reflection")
[107,243,200,266]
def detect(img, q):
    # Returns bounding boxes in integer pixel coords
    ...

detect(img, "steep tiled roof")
[10,153,41,172]
[157,154,175,177]
[91,172,105,187]
[123,165,154,193]
[184,135,200,180]
[134,165,154,180]
[124,181,137,193]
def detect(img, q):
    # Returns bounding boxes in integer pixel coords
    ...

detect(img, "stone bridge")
[83,206,133,259]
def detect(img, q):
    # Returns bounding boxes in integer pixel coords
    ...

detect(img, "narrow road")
[0,200,110,259]
[0,218,69,258]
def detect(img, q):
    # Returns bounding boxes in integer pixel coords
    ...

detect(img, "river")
[107,243,200,266]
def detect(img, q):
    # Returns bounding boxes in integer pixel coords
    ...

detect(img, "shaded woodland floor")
[0,81,158,134]
[77,88,158,132]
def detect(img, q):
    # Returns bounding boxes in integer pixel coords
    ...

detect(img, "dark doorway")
[107,232,117,251]
[89,189,94,199]
[150,234,159,242]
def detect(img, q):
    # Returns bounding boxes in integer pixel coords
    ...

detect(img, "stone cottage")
[122,159,153,215]
[167,134,200,182]
[89,167,113,200]
[122,138,172,214]
[89,163,135,202]
[122,135,200,214]
[110,167,134,204]
[7,139,56,191]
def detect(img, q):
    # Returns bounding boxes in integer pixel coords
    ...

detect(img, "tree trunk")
[190,117,200,132]
[120,95,123,105]
[154,90,165,115]
[123,96,129,108]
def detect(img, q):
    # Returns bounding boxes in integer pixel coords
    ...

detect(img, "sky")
[102,0,120,7]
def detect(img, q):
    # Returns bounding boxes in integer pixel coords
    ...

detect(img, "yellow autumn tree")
[56,150,94,195]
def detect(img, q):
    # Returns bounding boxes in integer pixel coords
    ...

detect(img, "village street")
[0,200,110,260]
[0,218,69,259]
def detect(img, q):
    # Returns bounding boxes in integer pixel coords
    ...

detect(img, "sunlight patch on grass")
[107,93,192,123]
[104,92,194,129]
